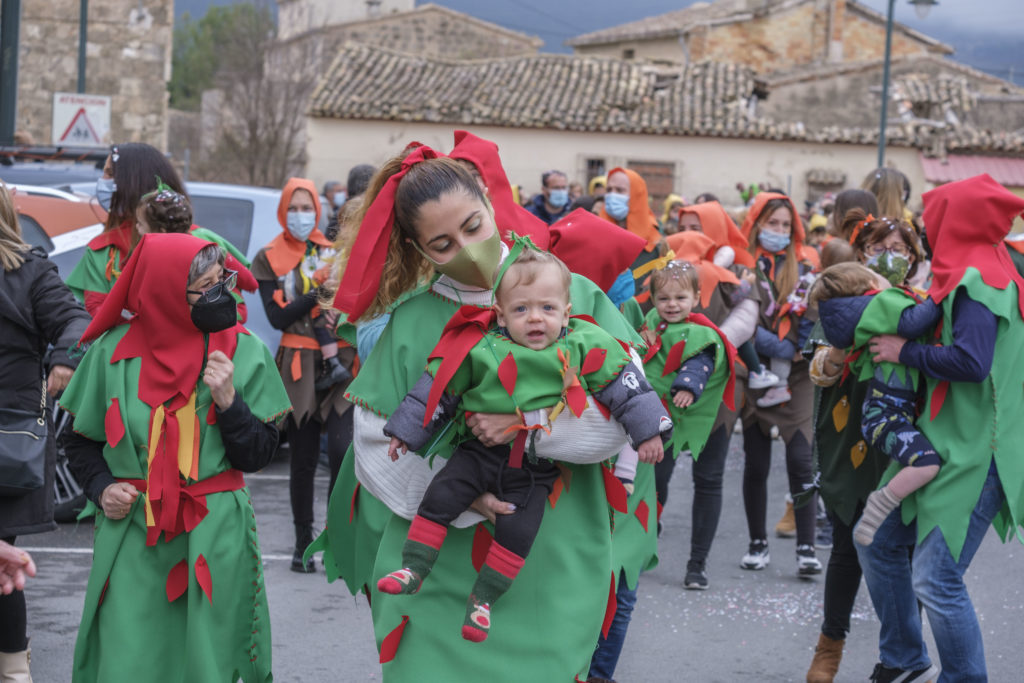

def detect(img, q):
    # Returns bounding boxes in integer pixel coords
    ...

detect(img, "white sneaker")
[796,544,823,576]
[756,386,792,408]
[740,540,770,570]
[747,368,781,389]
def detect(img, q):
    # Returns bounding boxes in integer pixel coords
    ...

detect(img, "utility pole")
[0,0,22,145]
[78,0,88,93]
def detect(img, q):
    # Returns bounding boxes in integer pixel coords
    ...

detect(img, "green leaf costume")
[895,269,1024,559]
[315,273,653,681]
[640,309,732,457]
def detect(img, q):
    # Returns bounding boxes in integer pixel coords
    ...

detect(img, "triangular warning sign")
[59,108,101,145]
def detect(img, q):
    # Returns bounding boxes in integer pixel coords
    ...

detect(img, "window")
[586,158,606,182]
[622,48,635,60]
[189,196,255,254]
[625,160,676,209]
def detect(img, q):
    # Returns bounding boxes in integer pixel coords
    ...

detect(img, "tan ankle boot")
[775,500,796,537]
[806,633,843,683]
[0,647,33,683]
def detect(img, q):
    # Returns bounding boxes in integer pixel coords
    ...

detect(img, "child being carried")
[809,262,942,546]
[380,245,672,642]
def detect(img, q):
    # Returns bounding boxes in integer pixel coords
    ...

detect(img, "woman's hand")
[203,350,236,410]
[636,435,665,464]
[869,334,907,364]
[465,412,520,447]
[470,492,516,524]
[100,482,139,520]
[46,364,74,396]
[0,540,36,595]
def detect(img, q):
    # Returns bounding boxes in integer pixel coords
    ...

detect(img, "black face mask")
[190,286,237,333]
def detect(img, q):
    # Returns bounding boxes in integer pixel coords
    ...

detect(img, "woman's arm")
[61,430,115,507]
[30,259,91,367]
[896,298,942,340]
[896,290,996,383]
[257,279,319,330]
[216,393,281,472]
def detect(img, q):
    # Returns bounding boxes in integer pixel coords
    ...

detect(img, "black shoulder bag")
[0,378,48,496]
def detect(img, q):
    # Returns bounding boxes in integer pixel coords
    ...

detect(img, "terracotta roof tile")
[309,43,1024,156]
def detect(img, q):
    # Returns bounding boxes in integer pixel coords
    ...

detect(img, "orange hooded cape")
[263,177,332,278]
[679,201,753,268]
[664,231,741,309]
[599,167,661,253]
[740,192,820,270]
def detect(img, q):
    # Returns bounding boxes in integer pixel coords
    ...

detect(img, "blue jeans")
[588,570,637,680]
[857,460,1005,682]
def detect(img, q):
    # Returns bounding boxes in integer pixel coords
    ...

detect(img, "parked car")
[0,160,103,190]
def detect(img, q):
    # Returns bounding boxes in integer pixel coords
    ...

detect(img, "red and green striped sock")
[377,515,447,595]
[462,542,525,642]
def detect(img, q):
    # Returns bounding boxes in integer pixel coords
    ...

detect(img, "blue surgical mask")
[96,177,116,211]
[604,192,630,220]
[286,211,317,242]
[332,191,347,208]
[758,231,791,253]
[547,189,569,208]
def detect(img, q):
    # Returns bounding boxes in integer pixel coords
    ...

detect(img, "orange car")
[11,185,108,277]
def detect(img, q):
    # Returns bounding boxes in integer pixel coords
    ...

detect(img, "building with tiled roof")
[304,43,1024,212]
[566,0,952,75]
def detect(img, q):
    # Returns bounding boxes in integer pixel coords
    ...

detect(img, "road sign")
[52,93,110,147]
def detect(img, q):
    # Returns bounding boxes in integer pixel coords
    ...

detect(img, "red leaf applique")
[498,352,517,397]
[929,380,949,421]
[602,465,628,514]
[663,340,687,377]
[195,554,213,604]
[166,559,189,602]
[634,500,650,533]
[471,524,493,572]
[350,482,361,524]
[104,399,125,447]
[581,348,608,376]
[601,572,617,639]
[379,615,410,664]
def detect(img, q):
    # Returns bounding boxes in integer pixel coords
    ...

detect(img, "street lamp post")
[878,0,938,167]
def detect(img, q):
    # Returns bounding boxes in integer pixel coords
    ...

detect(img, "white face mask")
[286,211,317,241]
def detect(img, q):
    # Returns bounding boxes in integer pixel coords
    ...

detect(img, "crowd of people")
[1,131,1022,683]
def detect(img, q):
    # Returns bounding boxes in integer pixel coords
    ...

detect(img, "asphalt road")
[20,436,1024,682]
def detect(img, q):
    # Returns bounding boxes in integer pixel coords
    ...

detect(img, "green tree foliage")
[169,3,276,111]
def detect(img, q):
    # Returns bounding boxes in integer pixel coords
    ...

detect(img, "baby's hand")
[673,390,695,409]
[388,437,408,462]
[636,436,664,464]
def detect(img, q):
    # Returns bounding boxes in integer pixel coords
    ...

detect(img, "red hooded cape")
[679,201,753,268]
[599,168,662,253]
[80,233,248,543]
[740,192,820,269]
[449,130,550,250]
[923,173,1024,319]
[665,231,741,309]
[548,209,646,292]
[263,177,332,278]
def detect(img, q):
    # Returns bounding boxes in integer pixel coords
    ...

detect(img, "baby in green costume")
[380,248,671,643]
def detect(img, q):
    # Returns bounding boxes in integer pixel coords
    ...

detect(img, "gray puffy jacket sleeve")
[592,361,673,447]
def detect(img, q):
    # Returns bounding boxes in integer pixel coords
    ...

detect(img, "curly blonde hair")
[328,153,489,321]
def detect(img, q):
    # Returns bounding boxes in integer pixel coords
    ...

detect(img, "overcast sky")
[175,1,1023,83]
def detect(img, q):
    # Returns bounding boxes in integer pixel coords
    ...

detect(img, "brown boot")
[806,633,843,683]
[0,647,33,683]
[775,499,796,538]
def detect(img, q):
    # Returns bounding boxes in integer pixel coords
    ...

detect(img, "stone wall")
[281,5,540,67]
[277,0,414,41]
[16,0,172,150]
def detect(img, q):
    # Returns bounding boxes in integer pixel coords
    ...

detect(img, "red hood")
[599,167,661,252]
[81,233,245,409]
[450,130,550,250]
[923,174,1024,317]
[547,208,645,292]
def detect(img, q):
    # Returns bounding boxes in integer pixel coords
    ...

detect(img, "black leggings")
[741,425,816,546]
[0,536,27,653]
[821,506,863,641]
[653,424,731,566]
[419,441,560,558]
[287,409,351,529]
